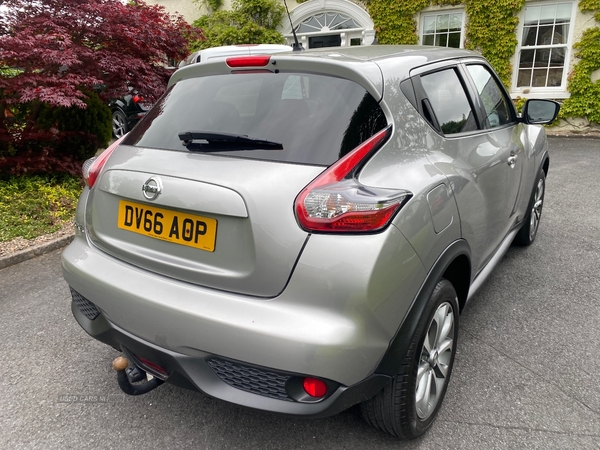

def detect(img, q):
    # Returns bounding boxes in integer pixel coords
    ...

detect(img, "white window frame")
[419,9,466,49]
[511,1,576,99]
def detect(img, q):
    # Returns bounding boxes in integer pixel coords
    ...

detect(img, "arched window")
[281,0,376,49]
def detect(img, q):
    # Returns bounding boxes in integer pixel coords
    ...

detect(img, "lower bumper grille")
[207,358,292,402]
[69,287,101,320]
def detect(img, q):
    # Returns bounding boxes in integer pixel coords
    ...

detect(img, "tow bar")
[112,356,164,395]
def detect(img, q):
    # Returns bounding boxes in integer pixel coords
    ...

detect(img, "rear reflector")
[295,127,411,233]
[226,55,271,68]
[303,377,327,398]
[136,355,168,377]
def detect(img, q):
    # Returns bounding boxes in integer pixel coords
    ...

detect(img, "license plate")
[117,200,217,252]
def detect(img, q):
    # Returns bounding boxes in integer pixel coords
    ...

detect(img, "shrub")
[0,174,82,242]
[36,91,112,161]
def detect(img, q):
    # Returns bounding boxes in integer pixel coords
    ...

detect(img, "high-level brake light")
[226,55,271,68]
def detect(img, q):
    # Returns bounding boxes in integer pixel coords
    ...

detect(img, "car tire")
[112,109,128,138]
[361,279,459,439]
[514,169,546,246]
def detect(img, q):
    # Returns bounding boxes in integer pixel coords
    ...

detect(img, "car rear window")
[123,72,387,166]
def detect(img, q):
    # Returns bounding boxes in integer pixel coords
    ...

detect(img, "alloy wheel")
[112,111,127,138]
[416,301,455,420]
[529,177,544,241]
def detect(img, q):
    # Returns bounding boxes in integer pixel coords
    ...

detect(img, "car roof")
[285,45,480,63]
[170,45,485,102]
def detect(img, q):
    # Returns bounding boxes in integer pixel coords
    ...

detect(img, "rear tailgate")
[87,146,322,297]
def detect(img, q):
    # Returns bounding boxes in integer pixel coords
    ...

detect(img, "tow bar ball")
[112,356,164,396]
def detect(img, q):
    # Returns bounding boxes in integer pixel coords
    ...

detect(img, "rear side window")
[124,72,387,166]
[420,68,478,135]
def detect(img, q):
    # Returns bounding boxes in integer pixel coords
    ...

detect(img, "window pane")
[448,32,461,48]
[437,14,449,32]
[522,26,538,46]
[421,69,478,134]
[125,72,387,165]
[518,3,572,89]
[550,47,566,66]
[517,69,532,87]
[449,14,462,32]
[553,23,569,44]
[520,49,535,68]
[534,49,550,68]
[556,3,572,22]
[422,11,464,48]
[532,69,547,87]
[547,68,564,86]
[537,25,554,45]
[540,4,557,23]
[524,5,540,25]
[423,16,436,33]
[466,65,512,128]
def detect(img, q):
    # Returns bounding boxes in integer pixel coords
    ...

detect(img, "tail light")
[294,127,411,233]
[82,136,125,188]
[133,95,151,111]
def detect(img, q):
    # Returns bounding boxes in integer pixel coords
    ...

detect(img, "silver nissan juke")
[62,45,559,439]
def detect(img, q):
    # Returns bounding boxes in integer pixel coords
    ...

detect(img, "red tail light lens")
[226,55,271,67]
[295,127,411,233]
[82,136,125,188]
[132,95,145,103]
[302,377,327,398]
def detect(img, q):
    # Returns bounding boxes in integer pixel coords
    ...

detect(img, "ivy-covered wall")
[560,0,600,124]
[366,0,600,125]
[366,0,524,87]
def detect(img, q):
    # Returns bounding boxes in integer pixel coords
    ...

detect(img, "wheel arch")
[441,253,470,312]
[374,239,471,377]
[542,152,550,177]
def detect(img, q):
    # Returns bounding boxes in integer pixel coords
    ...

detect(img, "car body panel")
[87,147,323,297]
[63,221,425,386]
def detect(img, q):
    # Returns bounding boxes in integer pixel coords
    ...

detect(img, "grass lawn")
[0,175,83,242]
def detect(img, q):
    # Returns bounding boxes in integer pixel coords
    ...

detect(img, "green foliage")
[560,3,600,124]
[580,0,600,20]
[367,0,524,87]
[35,91,112,161]
[464,0,525,87]
[513,96,527,114]
[191,0,285,50]
[195,0,222,13]
[0,174,82,242]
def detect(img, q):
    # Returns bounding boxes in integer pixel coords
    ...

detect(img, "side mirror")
[521,99,560,125]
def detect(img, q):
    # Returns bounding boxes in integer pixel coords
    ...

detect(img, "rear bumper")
[62,226,425,414]
[70,293,390,417]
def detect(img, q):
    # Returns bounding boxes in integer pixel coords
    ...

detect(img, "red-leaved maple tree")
[0,0,203,174]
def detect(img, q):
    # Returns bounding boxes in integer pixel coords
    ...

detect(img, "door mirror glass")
[522,99,560,124]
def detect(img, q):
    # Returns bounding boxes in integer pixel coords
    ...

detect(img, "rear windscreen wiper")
[178,131,283,151]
